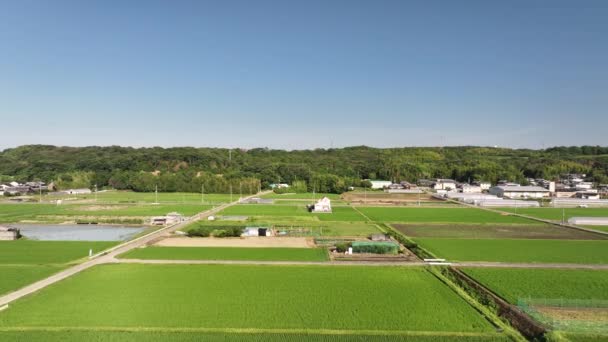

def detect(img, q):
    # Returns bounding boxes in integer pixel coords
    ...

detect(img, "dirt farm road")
[0,191,271,308]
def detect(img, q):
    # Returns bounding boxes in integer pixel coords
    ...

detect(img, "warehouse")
[568,217,608,226]
[488,186,550,199]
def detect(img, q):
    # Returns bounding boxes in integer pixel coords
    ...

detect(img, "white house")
[432,179,457,191]
[313,197,332,213]
[489,186,550,199]
[473,181,492,191]
[369,180,392,189]
[461,184,482,193]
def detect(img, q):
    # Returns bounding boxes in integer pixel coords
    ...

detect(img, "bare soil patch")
[535,306,608,322]
[393,224,607,240]
[342,192,439,205]
[155,236,312,248]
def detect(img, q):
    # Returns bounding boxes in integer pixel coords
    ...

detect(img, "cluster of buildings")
[0,181,48,196]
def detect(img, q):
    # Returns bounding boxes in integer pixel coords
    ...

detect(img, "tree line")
[1,145,607,193]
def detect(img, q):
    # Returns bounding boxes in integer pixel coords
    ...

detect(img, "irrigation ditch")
[382,222,551,341]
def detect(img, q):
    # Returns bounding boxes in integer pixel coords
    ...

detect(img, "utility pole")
[39,185,42,203]
[155,185,158,204]
[201,184,205,204]
[94,184,98,202]
[562,208,566,224]
[239,182,242,200]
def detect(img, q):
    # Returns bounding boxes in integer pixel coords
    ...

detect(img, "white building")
[461,184,482,193]
[568,217,608,226]
[472,181,492,191]
[489,186,550,199]
[0,225,19,240]
[433,179,457,191]
[369,180,392,189]
[61,188,92,195]
[313,197,332,213]
[242,227,271,237]
[150,212,185,225]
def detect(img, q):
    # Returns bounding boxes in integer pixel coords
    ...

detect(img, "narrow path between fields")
[0,191,271,308]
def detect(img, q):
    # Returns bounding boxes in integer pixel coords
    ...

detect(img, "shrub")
[335,242,350,253]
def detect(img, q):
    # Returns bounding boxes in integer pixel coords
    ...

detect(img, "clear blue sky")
[0,0,606,150]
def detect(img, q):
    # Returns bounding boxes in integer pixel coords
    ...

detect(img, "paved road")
[0,191,270,308]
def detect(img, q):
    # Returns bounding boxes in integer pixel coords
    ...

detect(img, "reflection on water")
[13,224,147,241]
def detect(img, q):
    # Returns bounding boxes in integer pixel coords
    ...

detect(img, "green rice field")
[0,264,498,334]
[42,191,234,204]
[0,331,509,342]
[0,265,64,296]
[357,207,535,224]
[220,205,366,221]
[0,203,211,223]
[462,268,608,303]
[119,247,329,261]
[500,208,608,221]
[414,238,608,264]
[393,223,606,240]
[260,192,341,200]
[0,240,117,264]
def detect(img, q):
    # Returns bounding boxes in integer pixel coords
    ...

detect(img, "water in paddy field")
[12,224,146,241]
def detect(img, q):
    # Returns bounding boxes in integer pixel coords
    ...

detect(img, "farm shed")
[351,241,399,255]
[242,227,272,237]
[0,225,19,240]
[568,217,608,226]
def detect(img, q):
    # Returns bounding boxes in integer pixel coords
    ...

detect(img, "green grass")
[0,203,211,223]
[0,265,64,296]
[0,331,509,342]
[462,268,608,303]
[357,207,535,224]
[415,238,608,264]
[220,205,365,221]
[261,192,341,200]
[119,247,329,262]
[0,264,497,333]
[0,240,117,264]
[501,207,608,221]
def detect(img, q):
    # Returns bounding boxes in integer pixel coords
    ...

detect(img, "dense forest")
[1,145,607,193]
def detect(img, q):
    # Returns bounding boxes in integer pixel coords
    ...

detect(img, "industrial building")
[489,185,550,199]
